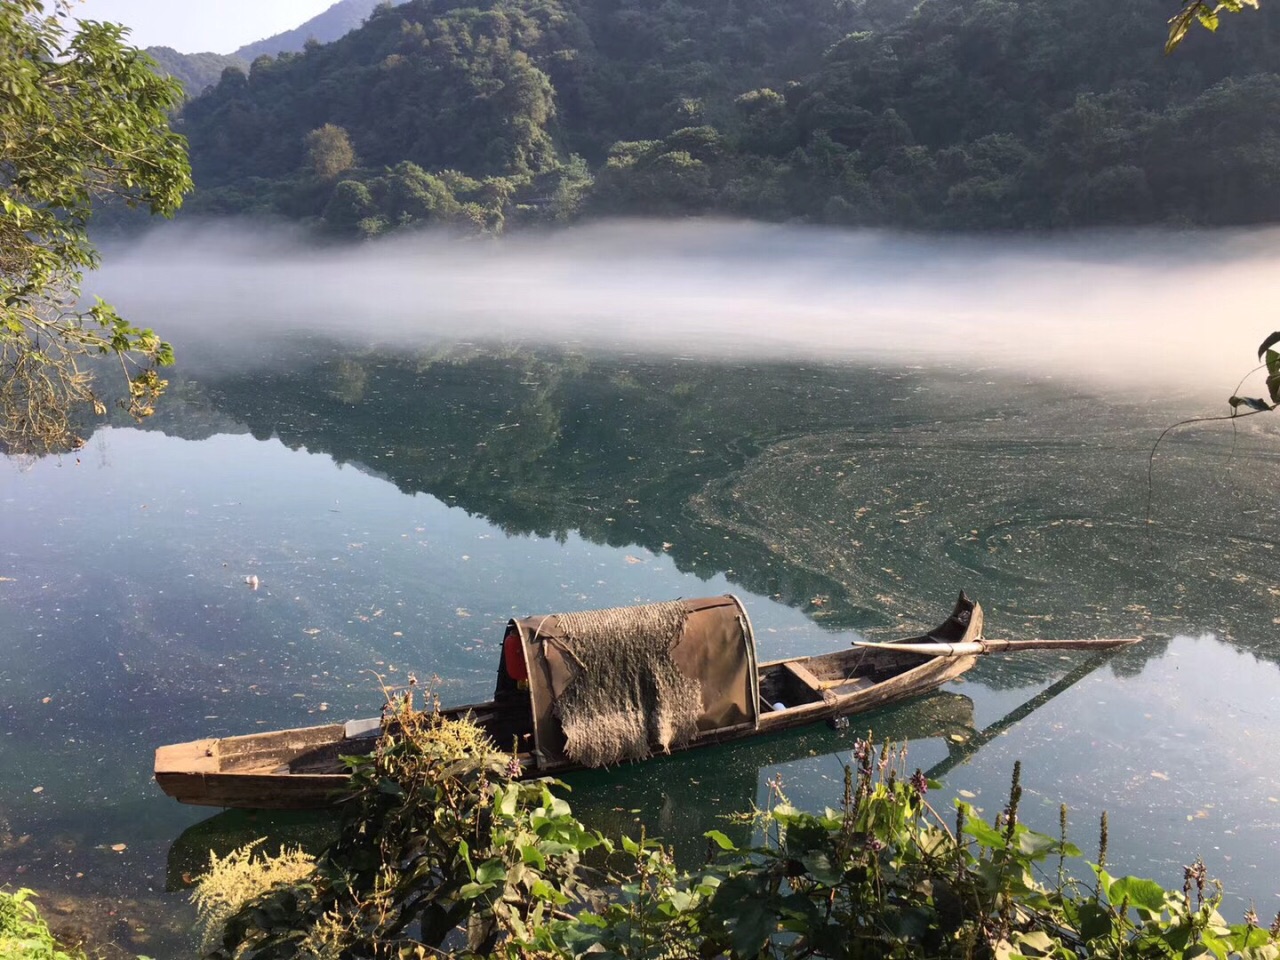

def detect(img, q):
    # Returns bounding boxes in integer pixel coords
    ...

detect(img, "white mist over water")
[91,220,1280,399]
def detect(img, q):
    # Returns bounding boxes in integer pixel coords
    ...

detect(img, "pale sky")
[67,1,339,54]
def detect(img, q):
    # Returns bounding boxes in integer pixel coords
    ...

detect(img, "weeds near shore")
[193,689,1280,959]
[0,887,84,960]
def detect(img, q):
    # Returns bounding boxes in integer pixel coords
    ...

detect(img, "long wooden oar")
[852,636,1141,657]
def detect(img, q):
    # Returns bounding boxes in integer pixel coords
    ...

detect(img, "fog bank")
[89,220,1280,399]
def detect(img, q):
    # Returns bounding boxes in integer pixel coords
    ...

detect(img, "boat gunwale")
[154,594,983,807]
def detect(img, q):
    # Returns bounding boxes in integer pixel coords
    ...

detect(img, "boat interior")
[756,646,929,713]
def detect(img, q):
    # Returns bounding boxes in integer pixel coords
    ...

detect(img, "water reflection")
[4,344,1280,954]
[155,343,1280,658]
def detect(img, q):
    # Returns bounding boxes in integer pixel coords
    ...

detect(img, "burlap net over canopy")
[508,596,760,769]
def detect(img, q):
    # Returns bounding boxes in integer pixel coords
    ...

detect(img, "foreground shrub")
[0,888,84,960]
[196,695,1280,960]
[192,841,318,955]
[199,692,603,959]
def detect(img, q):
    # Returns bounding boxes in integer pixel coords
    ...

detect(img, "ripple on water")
[691,410,1280,649]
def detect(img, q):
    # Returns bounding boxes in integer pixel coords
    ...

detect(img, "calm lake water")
[3,338,1280,956]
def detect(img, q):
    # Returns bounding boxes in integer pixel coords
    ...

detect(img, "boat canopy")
[506,595,759,769]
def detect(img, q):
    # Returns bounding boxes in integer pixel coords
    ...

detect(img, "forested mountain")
[145,0,408,98]
[144,46,245,98]
[173,0,1280,233]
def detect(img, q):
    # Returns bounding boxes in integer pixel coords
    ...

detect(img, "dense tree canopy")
[0,0,191,454]
[144,45,247,99]
[169,0,1280,237]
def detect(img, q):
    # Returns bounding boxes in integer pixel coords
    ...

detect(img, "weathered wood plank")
[782,660,825,692]
[852,637,1142,657]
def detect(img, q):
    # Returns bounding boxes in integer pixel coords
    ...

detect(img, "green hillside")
[144,45,246,98]
[144,0,407,99]
[174,0,1280,233]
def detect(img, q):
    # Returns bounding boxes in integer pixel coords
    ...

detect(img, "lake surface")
[3,337,1280,956]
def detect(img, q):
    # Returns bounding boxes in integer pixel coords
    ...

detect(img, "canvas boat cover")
[507,595,759,768]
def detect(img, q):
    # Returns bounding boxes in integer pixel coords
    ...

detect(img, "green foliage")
[0,0,191,454]
[182,2,564,191]
[305,124,358,179]
[198,701,1280,960]
[192,841,318,955]
[144,45,249,99]
[0,888,85,960]
[170,0,1280,234]
[1166,0,1261,52]
[200,692,606,958]
[530,744,1280,960]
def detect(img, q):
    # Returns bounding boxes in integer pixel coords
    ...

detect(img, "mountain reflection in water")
[3,342,1280,957]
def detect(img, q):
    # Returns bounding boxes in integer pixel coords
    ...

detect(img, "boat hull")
[155,594,983,809]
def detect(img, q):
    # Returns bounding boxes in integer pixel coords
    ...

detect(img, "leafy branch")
[0,0,191,455]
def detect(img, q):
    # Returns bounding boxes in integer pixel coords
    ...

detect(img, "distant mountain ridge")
[145,0,407,97]
[234,0,393,61]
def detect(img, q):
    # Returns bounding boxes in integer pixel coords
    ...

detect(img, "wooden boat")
[164,689,980,888]
[155,592,1137,810]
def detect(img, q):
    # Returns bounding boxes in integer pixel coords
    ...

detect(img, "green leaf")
[474,858,506,886]
[1258,332,1280,360]
[1015,930,1058,955]
[1107,875,1167,914]
[800,852,843,886]
[964,817,1008,850]
[529,879,569,904]
[1199,929,1233,960]
[376,778,405,797]
[704,829,737,851]
[457,838,472,875]
[1072,900,1115,942]
[496,784,518,817]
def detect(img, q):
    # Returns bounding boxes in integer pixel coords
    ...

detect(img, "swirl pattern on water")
[692,396,1280,652]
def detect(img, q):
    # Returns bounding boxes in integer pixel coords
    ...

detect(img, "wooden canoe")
[164,689,981,888]
[155,592,989,809]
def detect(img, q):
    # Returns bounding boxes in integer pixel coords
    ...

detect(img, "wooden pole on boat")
[851,636,1142,657]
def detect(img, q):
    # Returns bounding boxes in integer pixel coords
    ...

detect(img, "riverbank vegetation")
[0,0,191,455]
[169,0,1278,238]
[0,888,85,960]
[193,692,1280,959]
